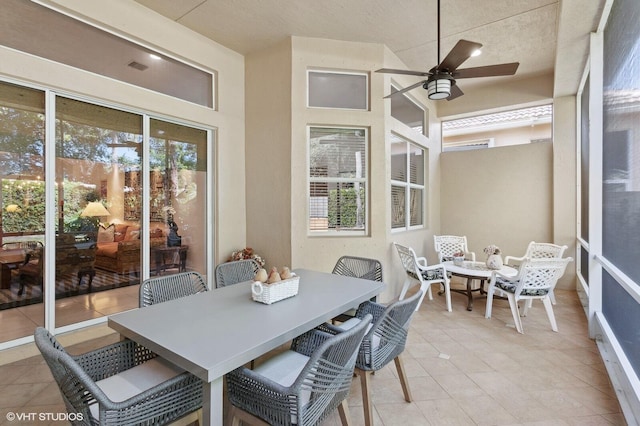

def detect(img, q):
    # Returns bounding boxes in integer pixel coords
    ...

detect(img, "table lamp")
[81,201,110,230]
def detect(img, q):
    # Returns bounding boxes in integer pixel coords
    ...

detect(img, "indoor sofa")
[94,224,165,274]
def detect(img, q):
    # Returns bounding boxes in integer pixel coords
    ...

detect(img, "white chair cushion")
[254,350,309,387]
[254,350,310,423]
[91,357,184,419]
[336,318,379,350]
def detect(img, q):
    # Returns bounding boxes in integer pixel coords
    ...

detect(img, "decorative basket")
[251,274,299,304]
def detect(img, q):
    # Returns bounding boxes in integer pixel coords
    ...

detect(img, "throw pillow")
[124,226,141,241]
[97,224,115,243]
[113,224,129,242]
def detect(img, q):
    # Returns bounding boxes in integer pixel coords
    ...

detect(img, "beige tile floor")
[0,285,628,426]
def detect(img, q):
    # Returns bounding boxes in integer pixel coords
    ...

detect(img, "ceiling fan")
[376,0,519,101]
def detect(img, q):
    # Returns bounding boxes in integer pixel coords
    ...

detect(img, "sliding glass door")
[0,79,213,346]
[54,97,143,328]
[0,81,46,342]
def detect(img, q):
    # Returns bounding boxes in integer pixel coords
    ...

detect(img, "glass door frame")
[0,81,215,349]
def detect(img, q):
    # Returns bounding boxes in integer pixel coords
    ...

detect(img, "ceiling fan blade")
[438,39,482,72]
[454,62,520,79]
[447,84,464,100]
[383,80,426,98]
[376,68,431,77]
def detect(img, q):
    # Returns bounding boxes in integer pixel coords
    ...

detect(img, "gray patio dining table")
[108,268,385,426]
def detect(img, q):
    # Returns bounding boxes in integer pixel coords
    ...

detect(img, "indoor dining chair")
[394,242,451,312]
[34,327,203,425]
[215,258,260,287]
[319,289,423,426]
[139,270,208,307]
[226,314,373,426]
[504,241,568,304]
[485,257,573,334]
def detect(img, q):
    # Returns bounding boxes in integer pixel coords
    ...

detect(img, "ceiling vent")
[128,61,148,71]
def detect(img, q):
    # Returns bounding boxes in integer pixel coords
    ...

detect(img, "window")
[390,84,427,136]
[390,134,425,230]
[309,127,367,234]
[442,104,553,151]
[1,0,214,107]
[307,71,368,110]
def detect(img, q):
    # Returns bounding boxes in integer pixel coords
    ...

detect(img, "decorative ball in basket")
[251,266,299,304]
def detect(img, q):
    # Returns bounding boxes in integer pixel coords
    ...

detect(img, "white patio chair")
[433,235,476,262]
[393,242,451,312]
[485,257,573,334]
[504,241,568,304]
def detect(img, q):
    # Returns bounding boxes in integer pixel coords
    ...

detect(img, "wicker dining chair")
[34,327,203,425]
[139,271,208,307]
[215,259,260,288]
[226,314,373,426]
[319,289,423,426]
[331,255,383,322]
[485,257,573,334]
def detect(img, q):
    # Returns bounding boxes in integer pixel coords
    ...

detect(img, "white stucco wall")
[441,142,554,265]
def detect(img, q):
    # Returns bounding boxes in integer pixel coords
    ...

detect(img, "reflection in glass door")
[0,82,46,344]
[148,119,207,276]
[0,80,213,347]
[55,97,143,328]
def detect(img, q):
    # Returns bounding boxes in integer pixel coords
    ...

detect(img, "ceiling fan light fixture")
[427,78,451,100]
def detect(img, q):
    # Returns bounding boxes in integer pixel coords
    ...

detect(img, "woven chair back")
[140,271,208,307]
[293,314,372,425]
[215,259,260,287]
[356,289,422,371]
[332,255,383,282]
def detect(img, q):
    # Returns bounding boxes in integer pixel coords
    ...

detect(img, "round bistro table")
[442,260,517,311]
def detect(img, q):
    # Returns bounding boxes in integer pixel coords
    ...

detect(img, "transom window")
[307,71,368,110]
[390,134,425,230]
[308,127,367,234]
[390,84,427,136]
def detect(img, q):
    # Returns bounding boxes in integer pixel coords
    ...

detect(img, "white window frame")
[390,134,426,232]
[390,83,428,137]
[307,126,368,236]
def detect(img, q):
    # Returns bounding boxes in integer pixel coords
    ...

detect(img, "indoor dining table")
[108,268,385,426]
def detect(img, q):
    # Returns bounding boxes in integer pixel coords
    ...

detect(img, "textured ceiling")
[134,0,605,98]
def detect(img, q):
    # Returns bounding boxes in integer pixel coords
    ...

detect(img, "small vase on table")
[484,245,503,270]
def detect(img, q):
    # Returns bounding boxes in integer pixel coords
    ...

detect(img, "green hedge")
[1,179,96,233]
[328,186,365,229]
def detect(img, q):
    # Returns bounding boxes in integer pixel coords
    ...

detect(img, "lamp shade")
[427,78,451,100]
[81,201,110,217]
